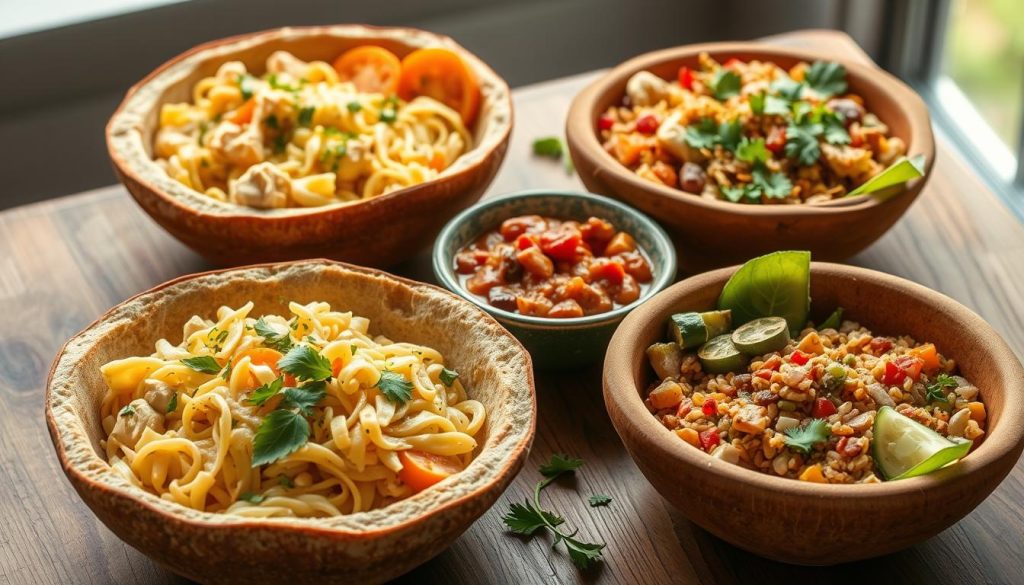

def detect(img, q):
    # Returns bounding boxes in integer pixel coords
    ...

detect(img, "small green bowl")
[433,189,677,370]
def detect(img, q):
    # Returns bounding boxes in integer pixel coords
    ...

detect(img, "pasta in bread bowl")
[46,260,535,583]
[107,26,512,266]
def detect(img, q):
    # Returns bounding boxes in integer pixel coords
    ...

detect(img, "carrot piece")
[397,450,463,493]
[967,401,986,422]
[908,343,940,372]
[227,98,256,125]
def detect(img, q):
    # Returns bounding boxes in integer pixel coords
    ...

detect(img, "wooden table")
[2,30,1022,585]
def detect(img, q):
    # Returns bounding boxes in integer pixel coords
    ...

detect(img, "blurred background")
[0,0,1021,210]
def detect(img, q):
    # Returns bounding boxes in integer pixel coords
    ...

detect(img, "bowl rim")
[603,261,1024,498]
[565,40,936,217]
[45,258,537,537]
[105,24,513,222]
[431,189,678,329]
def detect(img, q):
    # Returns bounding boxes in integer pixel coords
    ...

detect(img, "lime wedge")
[847,154,926,197]
[872,405,972,480]
[717,251,810,333]
[732,316,790,355]
[698,334,748,374]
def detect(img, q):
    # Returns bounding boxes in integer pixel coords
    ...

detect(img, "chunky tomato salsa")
[454,215,654,318]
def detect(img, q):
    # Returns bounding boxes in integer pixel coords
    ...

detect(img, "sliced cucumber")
[697,334,748,374]
[668,310,732,349]
[731,316,790,355]
[872,405,972,480]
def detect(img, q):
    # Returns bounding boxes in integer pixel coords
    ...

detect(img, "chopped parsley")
[278,345,332,382]
[380,95,399,123]
[181,356,222,374]
[784,122,822,166]
[684,117,742,152]
[783,418,831,454]
[439,367,460,387]
[805,60,848,98]
[735,137,768,164]
[254,318,293,352]
[771,77,804,101]
[926,374,957,404]
[376,371,414,405]
[282,382,327,416]
[238,74,256,101]
[588,494,612,507]
[710,69,742,100]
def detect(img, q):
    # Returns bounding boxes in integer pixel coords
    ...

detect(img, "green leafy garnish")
[749,92,765,115]
[683,118,742,152]
[221,359,233,381]
[119,404,136,417]
[238,74,256,101]
[532,136,564,159]
[764,95,791,115]
[380,95,399,123]
[246,377,284,407]
[439,367,460,387]
[277,474,294,488]
[251,409,310,466]
[346,101,363,113]
[255,318,293,352]
[239,492,266,504]
[376,370,414,404]
[501,455,605,570]
[751,166,793,199]
[783,418,831,454]
[297,106,315,127]
[784,122,821,166]
[181,356,222,374]
[771,77,804,101]
[278,345,332,382]
[819,307,844,330]
[166,392,178,414]
[805,60,847,98]
[588,494,612,507]
[821,111,851,145]
[735,137,769,164]
[717,250,811,332]
[926,374,957,404]
[711,69,741,100]
[717,119,742,152]
[282,382,327,415]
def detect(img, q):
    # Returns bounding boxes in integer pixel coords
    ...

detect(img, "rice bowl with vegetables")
[645,251,986,484]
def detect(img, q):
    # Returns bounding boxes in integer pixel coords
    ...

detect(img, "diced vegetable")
[397,449,464,492]
[812,397,837,418]
[872,406,971,480]
[908,343,940,373]
[646,342,683,380]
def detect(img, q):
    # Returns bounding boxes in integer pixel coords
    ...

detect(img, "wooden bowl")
[45,260,535,584]
[566,42,935,272]
[603,262,1024,564]
[107,26,513,267]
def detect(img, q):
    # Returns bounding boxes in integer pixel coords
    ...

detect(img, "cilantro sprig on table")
[502,454,606,570]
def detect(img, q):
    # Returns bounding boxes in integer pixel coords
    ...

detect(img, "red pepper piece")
[635,114,658,135]
[702,398,718,417]
[881,360,906,385]
[598,114,615,131]
[812,397,837,418]
[699,428,721,452]
[789,350,810,366]
[677,66,694,90]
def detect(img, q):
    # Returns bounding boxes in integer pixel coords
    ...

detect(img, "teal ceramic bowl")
[433,190,676,370]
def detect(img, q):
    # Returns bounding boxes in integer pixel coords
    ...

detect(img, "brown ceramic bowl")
[45,260,535,584]
[566,42,935,272]
[603,262,1024,565]
[107,25,513,267]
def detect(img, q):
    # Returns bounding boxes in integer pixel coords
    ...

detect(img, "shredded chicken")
[142,379,175,413]
[110,399,165,449]
[210,121,263,168]
[626,71,671,107]
[230,162,290,209]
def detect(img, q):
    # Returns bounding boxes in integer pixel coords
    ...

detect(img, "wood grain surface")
[2,30,1022,585]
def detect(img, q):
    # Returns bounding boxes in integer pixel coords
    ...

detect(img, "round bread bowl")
[603,262,1024,564]
[566,42,934,272]
[107,25,513,267]
[45,260,535,584]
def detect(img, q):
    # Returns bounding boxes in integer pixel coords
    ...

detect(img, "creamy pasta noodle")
[154,47,475,209]
[99,301,485,517]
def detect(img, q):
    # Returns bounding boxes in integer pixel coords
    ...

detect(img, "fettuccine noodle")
[153,50,472,208]
[99,301,485,517]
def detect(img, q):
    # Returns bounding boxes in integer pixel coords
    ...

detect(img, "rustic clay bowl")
[603,262,1024,564]
[45,260,535,584]
[566,42,935,272]
[432,190,676,370]
[107,25,513,267]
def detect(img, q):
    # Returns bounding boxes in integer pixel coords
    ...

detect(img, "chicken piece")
[732,404,769,435]
[142,379,175,413]
[153,126,195,160]
[334,135,375,182]
[111,399,165,449]
[266,50,310,80]
[210,121,263,168]
[182,315,208,342]
[626,71,670,107]
[821,143,880,182]
[230,162,290,209]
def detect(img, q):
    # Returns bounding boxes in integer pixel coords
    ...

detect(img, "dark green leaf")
[564,536,606,569]
[784,124,821,166]
[166,392,178,414]
[771,77,804,101]
[717,250,811,332]
[255,318,294,352]
[721,184,757,203]
[749,92,765,115]
[239,492,266,503]
[181,356,222,374]
[764,95,792,115]
[502,500,564,535]
[539,453,584,478]
[805,60,847,98]
[783,418,831,454]
[711,70,741,100]
[683,118,720,149]
[246,376,284,407]
[282,381,327,415]
[926,374,957,404]
[251,409,310,466]
[532,137,564,159]
[717,119,742,152]
[751,166,793,199]
[819,307,844,330]
[821,111,851,145]
[346,101,363,113]
[588,494,612,507]
[376,370,414,404]
[278,345,332,381]
[439,367,460,387]
[735,137,768,164]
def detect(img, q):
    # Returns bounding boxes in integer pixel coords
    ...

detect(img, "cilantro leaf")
[684,118,720,149]
[735,137,768,164]
[588,494,612,507]
[783,418,831,454]
[717,119,742,152]
[239,492,265,503]
[926,374,957,404]
[764,95,791,115]
[540,453,584,478]
[119,404,136,417]
[278,345,332,382]
[166,392,178,414]
[246,376,284,407]
[805,60,848,98]
[532,136,564,159]
[255,318,293,352]
[564,537,606,570]
[251,409,310,466]
[751,166,793,199]
[711,69,741,100]
[282,382,327,415]
[749,92,765,115]
[821,111,851,145]
[784,123,821,166]
[721,184,758,203]
[376,370,414,404]
[771,77,804,101]
[181,356,222,374]
[439,367,460,387]
[297,106,315,127]
[502,500,564,535]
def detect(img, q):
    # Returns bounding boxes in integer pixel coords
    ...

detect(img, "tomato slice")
[397,450,463,492]
[332,46,402,95]
[397,47,481,125]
